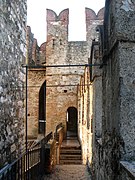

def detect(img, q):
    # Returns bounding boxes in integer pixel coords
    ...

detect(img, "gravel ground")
[43,165,91,180]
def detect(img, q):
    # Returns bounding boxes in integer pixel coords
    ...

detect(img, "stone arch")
[58,8,69,25]
[97,7,105,20]
[66,107,78,134]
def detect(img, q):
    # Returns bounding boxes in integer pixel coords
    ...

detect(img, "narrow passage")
[43,165,91,180]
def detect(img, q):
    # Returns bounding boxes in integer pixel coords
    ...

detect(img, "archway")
[67,107,78,136]
[38,81,46,135]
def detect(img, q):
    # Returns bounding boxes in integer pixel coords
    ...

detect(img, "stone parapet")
[55,126,64,164]
[119,161,135,180]
[103,0,135,54]
[45,139,57,173]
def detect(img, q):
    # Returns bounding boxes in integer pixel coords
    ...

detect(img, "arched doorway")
[38,81,46,135]
[67,107,78,135]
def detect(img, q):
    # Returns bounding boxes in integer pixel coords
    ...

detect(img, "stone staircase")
[60,136,82,165]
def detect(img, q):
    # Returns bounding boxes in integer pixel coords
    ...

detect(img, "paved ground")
[43,165,91,180]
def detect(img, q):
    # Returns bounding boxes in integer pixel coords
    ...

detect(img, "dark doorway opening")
[67,107,78,137]
[38,81,46,135]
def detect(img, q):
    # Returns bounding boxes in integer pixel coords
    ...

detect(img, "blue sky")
[27,0,105,45]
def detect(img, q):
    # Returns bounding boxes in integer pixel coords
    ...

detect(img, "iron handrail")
[0,151,27,174]
[0,132,53,180]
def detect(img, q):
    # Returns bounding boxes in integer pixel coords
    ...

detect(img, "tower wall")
[45,8,104,137]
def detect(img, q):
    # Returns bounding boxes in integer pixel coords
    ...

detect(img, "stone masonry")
[45,9,79,135]
[27,8,104,139]
[77,9,104,164]
[26,26,46,138]
[78,1,135,179]
[0,0,27,168]
[87,0,135,179]
[1,1,135,179]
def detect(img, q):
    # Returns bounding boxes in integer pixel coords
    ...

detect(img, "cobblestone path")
[43,165,91,180]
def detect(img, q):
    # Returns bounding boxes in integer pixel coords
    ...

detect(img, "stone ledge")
[120,161,135,179]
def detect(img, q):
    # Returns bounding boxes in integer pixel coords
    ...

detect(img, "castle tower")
[26,7,104,139]
[85,7,104,49]
[45,9,88,135]
[46,9,69,67]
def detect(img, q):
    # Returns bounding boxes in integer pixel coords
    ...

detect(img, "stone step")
[60,149,81,154]
[60,159,82,165]
[60,146,81,150]
[60,154,82,160]
[60,137,82,165]
[60,147,82,164]
[66,137,78,140]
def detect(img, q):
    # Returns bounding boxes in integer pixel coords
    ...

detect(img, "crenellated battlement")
[46,7,104,24]
[85,7,104,25]
[46,8,104,41]
[46,9,69,25]
[26,7,104,66]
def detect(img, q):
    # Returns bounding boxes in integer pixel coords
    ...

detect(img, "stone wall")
[91,0,135,179]
[77,9,104,165]
[45,8,104,136]
[78,68,91,164]
[27,69,46,138]
[26,7,104,144]
[26,27,47,138]
[77,1,135,178]
[0,0,26,168]
[108,0,135,49]
[26,26,40,65]
[119,161,135,180]
[77,41,103,165]
[119,42,135,160]
[86,8,104,48]
[89,42,103,177]
[45,9,87,135]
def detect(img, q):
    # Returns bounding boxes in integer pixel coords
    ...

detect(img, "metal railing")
[0,132,53,180]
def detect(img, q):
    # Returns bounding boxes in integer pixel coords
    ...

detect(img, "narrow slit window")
[60,39,62,45]
[53,39,56,48]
